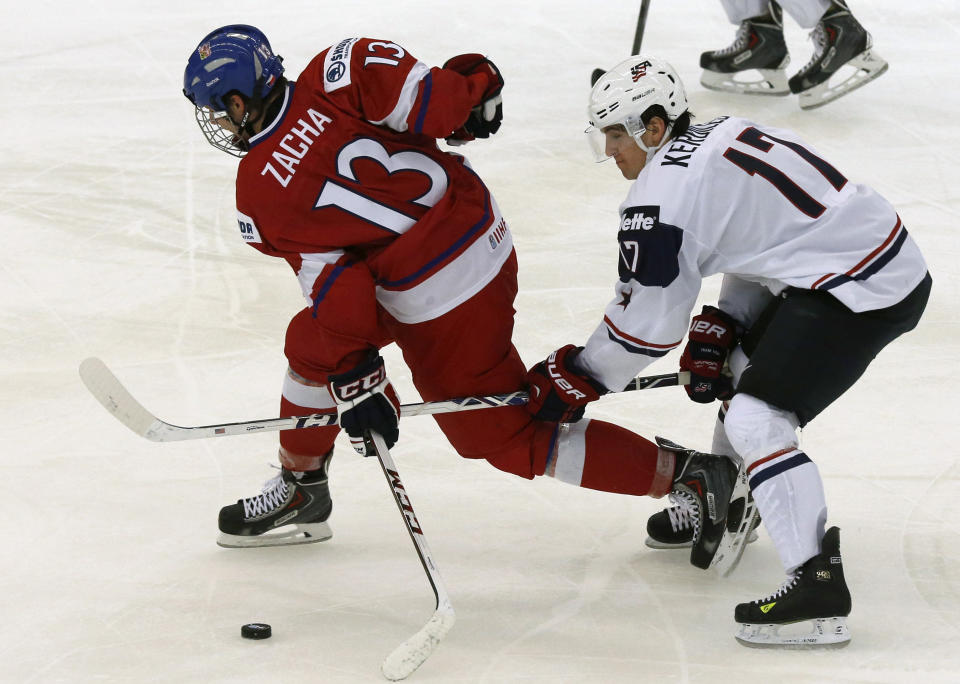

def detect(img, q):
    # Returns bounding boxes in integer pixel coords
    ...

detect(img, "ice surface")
[2,1,958,681]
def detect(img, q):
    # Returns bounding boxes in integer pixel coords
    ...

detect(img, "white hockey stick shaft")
[368,430,455,680]
[79,357,689,443]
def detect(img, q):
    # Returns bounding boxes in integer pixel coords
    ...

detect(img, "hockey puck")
[241,623,272,640]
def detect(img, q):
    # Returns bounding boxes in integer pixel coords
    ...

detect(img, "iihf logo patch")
[631,60,652,82]
[198,43,211,60]
[487,218,507,251]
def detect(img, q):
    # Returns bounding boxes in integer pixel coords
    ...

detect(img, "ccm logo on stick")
[547,350,587,400]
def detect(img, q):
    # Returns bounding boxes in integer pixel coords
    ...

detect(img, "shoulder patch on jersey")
[324,38,359,92]
[237,211,263,244]
[617,205,682,287]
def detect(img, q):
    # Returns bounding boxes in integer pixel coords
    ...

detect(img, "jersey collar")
[248,82,295,150]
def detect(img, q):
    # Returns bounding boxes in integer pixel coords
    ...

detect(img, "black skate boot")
[735,526,852,647]
[655,436,747,571]
[789,2,888,109]
[645,499,760,549]
[217,456,333,548]
[700,1,790,95]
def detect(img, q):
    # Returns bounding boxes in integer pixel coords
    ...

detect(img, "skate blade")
[217,521,333,549]
[736,616,851,648]
[710,465,758,577]
[798,50,889,110]
[645,529,758,550]
[701,67,790,96]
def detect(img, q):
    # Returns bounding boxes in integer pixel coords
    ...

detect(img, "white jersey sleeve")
[577,203,703,392]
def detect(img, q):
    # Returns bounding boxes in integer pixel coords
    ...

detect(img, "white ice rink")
[3,1,959,681]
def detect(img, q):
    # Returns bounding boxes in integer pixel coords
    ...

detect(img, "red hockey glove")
[680,306,739,404]
[329,351,401,455]
[526,345,607,422]
[442,54,503,145]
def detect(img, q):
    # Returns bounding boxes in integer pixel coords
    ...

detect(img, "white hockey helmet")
[586,56,688,161]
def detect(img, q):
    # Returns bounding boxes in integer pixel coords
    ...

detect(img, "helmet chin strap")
[633,122,674,155]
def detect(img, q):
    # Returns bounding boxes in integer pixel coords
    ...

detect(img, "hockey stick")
[632,0,652,55]
[78,356,689,442]
[367,430,455,680]
[591,0,652,85]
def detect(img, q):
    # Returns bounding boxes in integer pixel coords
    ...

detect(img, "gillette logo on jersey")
[617,205,683,287]
[620,205,659,231]
[631,61,652,82]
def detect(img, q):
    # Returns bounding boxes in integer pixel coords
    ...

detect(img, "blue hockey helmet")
[183,25,285,156]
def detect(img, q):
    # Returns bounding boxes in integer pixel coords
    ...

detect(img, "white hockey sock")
[748,448,826,573]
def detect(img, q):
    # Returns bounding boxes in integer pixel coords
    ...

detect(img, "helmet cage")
[192,105,249,158]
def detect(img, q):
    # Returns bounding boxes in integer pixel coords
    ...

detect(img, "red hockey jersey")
[234,38,512,351]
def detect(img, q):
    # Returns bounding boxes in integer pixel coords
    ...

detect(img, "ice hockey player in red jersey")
[181,26,743,571]
[527,55,930,645]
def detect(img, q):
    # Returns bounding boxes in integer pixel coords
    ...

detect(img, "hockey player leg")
[789,1,888,109]
[217,367,339,548]
[725,394,851,646]
[654,436,749,572]
[645,403,760,554]
[734,527,851,647]
[218,447,334,548]
[700,1,790,96]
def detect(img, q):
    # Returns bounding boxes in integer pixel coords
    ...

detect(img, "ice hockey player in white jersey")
[525,56,931,646]
[700,1,887,109]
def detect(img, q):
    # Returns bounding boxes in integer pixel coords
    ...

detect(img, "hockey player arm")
[332,39,503,141]
[437,54,504,145]
[525,344,608,422]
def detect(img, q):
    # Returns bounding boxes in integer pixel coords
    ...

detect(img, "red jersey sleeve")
[316,37,492,139]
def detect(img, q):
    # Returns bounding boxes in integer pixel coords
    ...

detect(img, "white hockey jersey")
[578,115,929,392]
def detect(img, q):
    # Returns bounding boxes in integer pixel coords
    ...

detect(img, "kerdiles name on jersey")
[660,115,729,168]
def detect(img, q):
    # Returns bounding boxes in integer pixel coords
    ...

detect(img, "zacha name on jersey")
[660,115,729,168]
[617,205,683,287]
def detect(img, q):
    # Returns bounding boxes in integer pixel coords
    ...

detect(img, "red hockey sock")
[544,419,673,497]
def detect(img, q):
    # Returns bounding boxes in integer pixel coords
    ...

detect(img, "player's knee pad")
[724,393,800,465]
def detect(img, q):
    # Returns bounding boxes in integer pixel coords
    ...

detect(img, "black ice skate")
[699,1,790,96]
[217,461,333,548]
[735,526,852,647]
[645,497,760,549]
[788,2,888,110]
[656,437,753,574]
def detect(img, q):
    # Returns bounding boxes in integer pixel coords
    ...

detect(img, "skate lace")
[714,21,752,57]
[665,495,697,532]
[667,490,700,534]
[754,570,801,604]
[798,23,829,73]
[242,471,290,517]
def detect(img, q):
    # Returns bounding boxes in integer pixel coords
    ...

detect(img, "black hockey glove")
[329,351,401,456]
[443,54,503,145]
[526,345,607,422]
[680,306,739,404]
